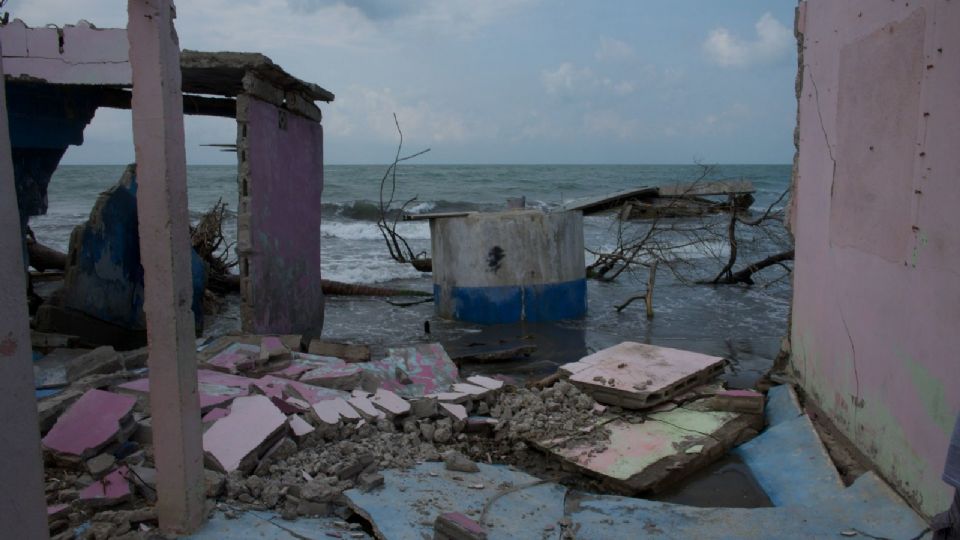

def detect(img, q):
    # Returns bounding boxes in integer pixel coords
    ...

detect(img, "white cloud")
[541,62,638,98]
[325,86,468,144]
[694,103,752,134]
[595,37,634,61]
[583,110,639,139]
[541,62,595,96]
[703,13,792,68]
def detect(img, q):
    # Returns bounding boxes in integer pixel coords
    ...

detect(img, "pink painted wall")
[0,19,130,85]
[241,97,324,335]
[791,0,960,516]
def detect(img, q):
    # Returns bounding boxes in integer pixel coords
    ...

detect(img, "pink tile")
[290,414,315,437]
[79,466,131,504]
[371,388,411,416]
[440,402,468,422]
[203,395,288,473]
[347,395,384,420]
[466,375,505,391]
[202,407,230,423]
[42,389,136,458]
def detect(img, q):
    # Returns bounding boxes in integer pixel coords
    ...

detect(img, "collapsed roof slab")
[0,19,334,103]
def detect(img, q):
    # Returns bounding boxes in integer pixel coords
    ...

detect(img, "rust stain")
[0,333,18,357]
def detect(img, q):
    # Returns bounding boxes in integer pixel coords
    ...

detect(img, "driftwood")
[27,238,67,272]
[23,240,430,298]
[710,249,794,286]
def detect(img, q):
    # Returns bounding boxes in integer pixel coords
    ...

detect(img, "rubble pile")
[32,335,766,538]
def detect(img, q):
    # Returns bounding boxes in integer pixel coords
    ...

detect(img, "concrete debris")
[289,414,316,440]
[443,451,480,473]
[78,467,133,508]
[307,340,371,363]
[465,375,504,391]
[435,512,488,540]
[42,389,137,461]
[33,333,816,538]
[561,341,726,409]
[370,388,411,418]
[85,453,117,479]
[707,389,766,415]
[203,395,289,473]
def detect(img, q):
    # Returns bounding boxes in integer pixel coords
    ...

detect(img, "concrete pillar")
[127,0,205,533]
[0,43,51,540]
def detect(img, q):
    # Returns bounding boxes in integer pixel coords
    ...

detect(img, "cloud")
[541,62,595,96]
[583,110,639,139]
[541,62,638,98]
[595,37,634,61]
[694,103,752,134]
[325,86,469,144]
[703,13,792,68]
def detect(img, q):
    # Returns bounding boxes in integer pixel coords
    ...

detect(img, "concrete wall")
[791,0,960,516]
[236,95,324,335]
[432,210,586,324]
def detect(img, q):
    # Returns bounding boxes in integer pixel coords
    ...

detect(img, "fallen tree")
[586,165,794,316]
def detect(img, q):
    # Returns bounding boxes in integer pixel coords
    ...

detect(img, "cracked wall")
[790,0,960,517]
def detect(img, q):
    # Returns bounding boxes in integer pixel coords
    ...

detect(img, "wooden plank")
[402,211,474,221]
[657,180,755,197]
[558,186,657,214]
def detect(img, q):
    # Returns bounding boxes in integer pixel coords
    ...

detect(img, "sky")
[13,1,799,165]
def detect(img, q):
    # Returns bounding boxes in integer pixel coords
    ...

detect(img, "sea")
[31,164,793,388]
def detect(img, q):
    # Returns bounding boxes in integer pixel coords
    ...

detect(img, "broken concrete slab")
[42,389,137,461]
[307,340,371,363]
[440,402,468,422]
[348,395,385,420]
[252,374,349,405]
[732,409,844,507]
[310,397,360,426]
[343,462,567,540]
[765,384,803,427]
[370,388,411,418]
[435,512,487,540]
[183,509,371,539]
[289,414,315,440]
[33,348,91,389]
[358,343,459,398]
[260,335,290,363]
[85,453,116,479]
[706,389,765,415]
[451,383,492,399]
[535,407,761,493]
[202,407,230,424]
[299,363,362,391]
[78,466,132,508]
[202,395,288,473]
[567,472,928,540]
[465,375,505,391]
[206,343,259,374]
[118,369,254,413]
[65,345,122,382]
[443,451,480,473]
[562,342,726,409]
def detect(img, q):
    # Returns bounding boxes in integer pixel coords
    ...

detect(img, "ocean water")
[32,164,793,386]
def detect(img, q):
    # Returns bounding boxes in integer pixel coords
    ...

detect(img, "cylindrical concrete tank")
[430,209,586,324]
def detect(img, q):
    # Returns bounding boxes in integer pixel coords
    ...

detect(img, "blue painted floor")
[183,509,371,540]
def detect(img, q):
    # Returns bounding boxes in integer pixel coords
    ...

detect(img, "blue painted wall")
[62,165,206,331]
[435,278,587,325]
